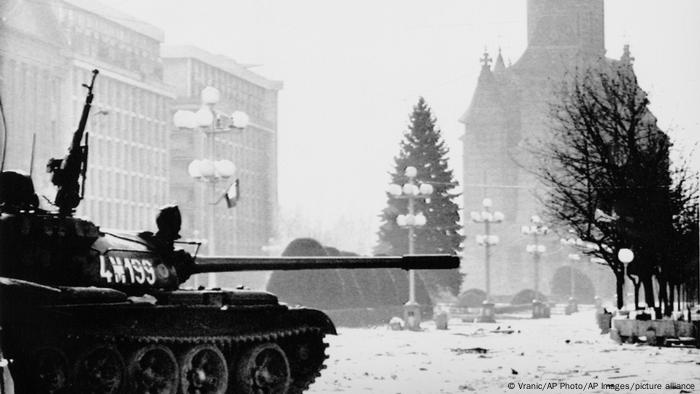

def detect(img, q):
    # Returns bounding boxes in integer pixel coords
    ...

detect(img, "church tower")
[527,0,604,56]
[459,0,614,301]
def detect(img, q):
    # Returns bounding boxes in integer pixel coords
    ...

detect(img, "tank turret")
[0,70,461,394]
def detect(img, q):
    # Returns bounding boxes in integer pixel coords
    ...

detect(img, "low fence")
[611,318,699,347]
[448,303,551,320]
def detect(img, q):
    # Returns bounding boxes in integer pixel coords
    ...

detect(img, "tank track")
[12,326,329,393]
[85,326,324,345]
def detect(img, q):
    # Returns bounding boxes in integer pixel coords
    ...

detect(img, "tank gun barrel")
[191,254,460,274]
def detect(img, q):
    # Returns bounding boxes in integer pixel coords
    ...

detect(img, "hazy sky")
[101,0,700,253]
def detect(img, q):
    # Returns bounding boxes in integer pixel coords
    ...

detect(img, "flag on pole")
[224,179,239,208]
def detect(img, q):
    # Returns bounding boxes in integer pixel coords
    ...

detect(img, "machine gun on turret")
[47,69,98,215]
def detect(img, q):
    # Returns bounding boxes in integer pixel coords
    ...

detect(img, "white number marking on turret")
[123,259,135,282]
[99,256,113,283]
[99,255,156,285]
[143,260,157,284]
[131,259,145,284]
[110,257,127,283]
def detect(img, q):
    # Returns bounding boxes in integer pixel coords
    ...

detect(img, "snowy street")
[309,309,700,393]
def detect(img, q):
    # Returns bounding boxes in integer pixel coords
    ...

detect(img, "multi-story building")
[0,0,70,196]
[163,45,282,287]
[54,0,174,230]
[2,0,174,229]
[1,2,281,291]
[460,0,614,301]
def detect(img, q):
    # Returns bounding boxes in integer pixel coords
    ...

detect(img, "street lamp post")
[389,166,433,330]
[522,215,549,318]
[470,198,504,322]
[173,86,249,288]
[567,254,579,300]
[561,234,603,313]
[521,215,548,298]
[618,248,634,311]
[565,251,580,314]
[560,234,584,314]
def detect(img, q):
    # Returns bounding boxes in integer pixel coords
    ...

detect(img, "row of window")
[87,166,167,205]
[0,56,64,171]
[69,30,163,80]
[89,129,168,173]
[190,60,269,123]
[58,4,160,58]
[178,202,271,256]
[79,197,163,231]
[74,71,170,123]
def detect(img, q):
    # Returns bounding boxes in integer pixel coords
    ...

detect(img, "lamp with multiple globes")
[387,166,433,330]
[521,215,550,318]
[560,233,608,313]
[172,86,249,288]
[521,215,549,298]
[470,198,504,322]
[470,198,504,298]
[173,87,251,132]
[560,235,584,301]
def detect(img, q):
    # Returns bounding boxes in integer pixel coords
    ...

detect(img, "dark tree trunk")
[627,274,641,309]
[615,272,625,310]
[642,274,655,309]
[668,282,675,314]
[658,276,669,315]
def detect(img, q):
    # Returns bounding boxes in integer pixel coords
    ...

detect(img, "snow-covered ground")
[309,308,700,393]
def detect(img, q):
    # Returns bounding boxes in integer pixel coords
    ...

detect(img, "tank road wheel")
[127,345,179,394]
[235,343,291,394]
[179,344,228,394]
[73,345,125,394]
[27,347,70,394]
[283,334,328,394]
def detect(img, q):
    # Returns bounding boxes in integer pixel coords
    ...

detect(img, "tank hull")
[1,282,335,394]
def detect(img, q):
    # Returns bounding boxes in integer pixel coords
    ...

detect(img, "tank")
[0,70,460,394]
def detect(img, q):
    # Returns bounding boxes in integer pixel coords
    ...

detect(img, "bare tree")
[533,59,696,311]
[662,159,699,312]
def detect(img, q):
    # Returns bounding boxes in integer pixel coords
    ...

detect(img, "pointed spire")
[461,48,502,124]
[619,44,636,78]
[620,44,635,66]
[493,47,506,73]
[480,48,492,73]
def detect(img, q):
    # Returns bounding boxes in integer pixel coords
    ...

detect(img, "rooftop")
[62,0,164,42]
[161,45,283,91]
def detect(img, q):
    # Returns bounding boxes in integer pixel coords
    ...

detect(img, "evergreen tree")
[375,97,464,296]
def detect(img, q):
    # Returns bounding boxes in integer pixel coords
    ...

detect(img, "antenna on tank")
[0,95,7,172]
[29,133,36,177]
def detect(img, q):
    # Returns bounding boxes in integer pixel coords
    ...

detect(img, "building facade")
[163,46,282,287]
[460,0,614,301]
[0,0,70,197]
[1,0,174,230]
[56,0,174,231]
[1,2,281,290]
